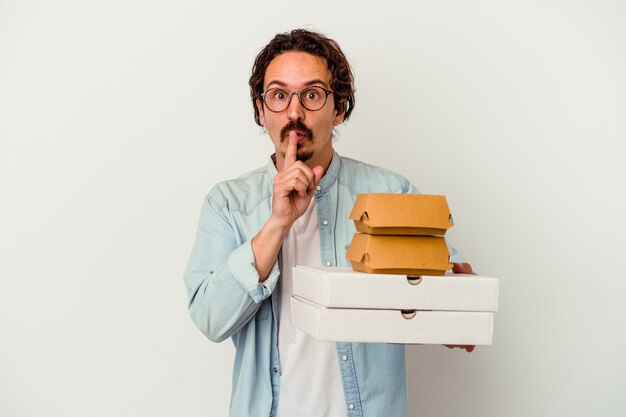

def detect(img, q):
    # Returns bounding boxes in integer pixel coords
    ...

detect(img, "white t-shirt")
[275,199,346,417]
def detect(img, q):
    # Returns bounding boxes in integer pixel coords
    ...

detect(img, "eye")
[269,89,288,101]
[304,88,321,100]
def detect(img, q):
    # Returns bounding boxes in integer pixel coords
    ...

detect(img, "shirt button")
[348,403,355,410]
[315,185,321,191]
[272,367,278,373]
[341,355,348,361]
[322,219,329,226]
[325,261,332,267]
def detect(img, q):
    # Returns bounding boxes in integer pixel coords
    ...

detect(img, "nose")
[286,92,305,121]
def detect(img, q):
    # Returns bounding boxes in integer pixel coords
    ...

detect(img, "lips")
[280,120,313,143]
[292,130,307,143]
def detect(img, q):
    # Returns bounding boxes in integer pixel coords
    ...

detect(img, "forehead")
[264,51,331,89]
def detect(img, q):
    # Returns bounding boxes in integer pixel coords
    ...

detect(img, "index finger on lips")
[284,131,297,167]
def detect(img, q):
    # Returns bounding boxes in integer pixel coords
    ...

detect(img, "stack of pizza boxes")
[290,194,499,345]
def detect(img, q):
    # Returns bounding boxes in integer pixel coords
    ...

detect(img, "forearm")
[251,216,289,282]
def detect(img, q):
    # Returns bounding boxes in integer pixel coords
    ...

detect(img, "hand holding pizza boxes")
[291,194,499,346]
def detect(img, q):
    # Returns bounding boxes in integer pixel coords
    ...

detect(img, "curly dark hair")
[249,29,355,126]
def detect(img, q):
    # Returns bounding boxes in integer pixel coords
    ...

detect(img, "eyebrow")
[265,79,330,90]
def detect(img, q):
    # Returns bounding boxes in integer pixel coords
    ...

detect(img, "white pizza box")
[292,266,498,312]
[291,296,494,345]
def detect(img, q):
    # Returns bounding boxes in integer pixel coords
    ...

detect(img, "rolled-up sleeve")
[183,194,279,343]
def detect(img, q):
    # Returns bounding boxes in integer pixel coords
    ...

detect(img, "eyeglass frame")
[260,86,333,112]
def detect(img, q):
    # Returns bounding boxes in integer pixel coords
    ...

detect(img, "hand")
[444,262,477,353]
[452,262,475,274]
[269,131,323,231]
[445,345,475,353]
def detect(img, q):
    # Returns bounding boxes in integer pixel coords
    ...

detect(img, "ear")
[333,102,345,126]
[256,99,266,126]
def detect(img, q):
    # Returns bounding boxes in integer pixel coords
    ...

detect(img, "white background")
[1,1,625,416]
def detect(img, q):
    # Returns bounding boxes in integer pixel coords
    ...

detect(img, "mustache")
[280,120,313,141]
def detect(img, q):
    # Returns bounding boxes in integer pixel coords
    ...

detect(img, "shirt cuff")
[448,242,466,264]
[227,239,280,303]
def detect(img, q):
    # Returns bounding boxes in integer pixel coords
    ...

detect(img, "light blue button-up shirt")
[184,152,462,417]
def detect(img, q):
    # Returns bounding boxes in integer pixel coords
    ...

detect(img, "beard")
[280,120,314,162]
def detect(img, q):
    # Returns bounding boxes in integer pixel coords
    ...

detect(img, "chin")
[296,150,313,162]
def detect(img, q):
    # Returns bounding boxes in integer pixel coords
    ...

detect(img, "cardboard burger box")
[345,233,452,276]
[349,194,454,236]
[290,266,498,345]
[346,193,454,276]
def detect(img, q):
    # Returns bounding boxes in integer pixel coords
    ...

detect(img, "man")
[184,29,474,417]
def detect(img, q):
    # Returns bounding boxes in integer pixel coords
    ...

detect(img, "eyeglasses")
[261,86,333,112]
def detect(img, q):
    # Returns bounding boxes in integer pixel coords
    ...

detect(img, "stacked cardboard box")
[346,193,454,275]
[290,194,499,345]
[290,267,498,345]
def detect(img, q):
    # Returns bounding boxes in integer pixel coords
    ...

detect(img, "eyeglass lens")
[264,86,329,112]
